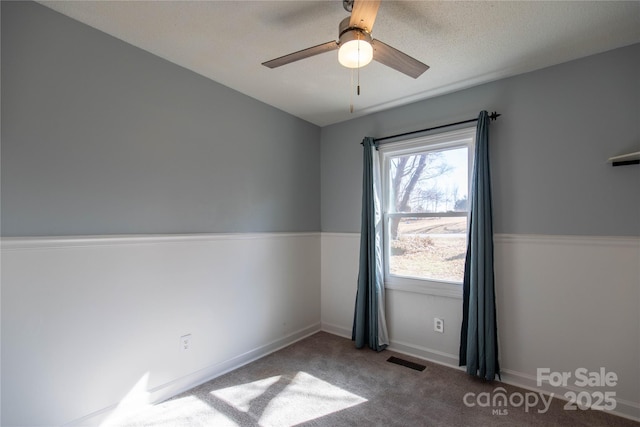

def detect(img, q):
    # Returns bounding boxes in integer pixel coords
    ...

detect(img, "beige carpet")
[118,332,638,426]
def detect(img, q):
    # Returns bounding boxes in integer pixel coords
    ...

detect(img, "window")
[379,127,475,298]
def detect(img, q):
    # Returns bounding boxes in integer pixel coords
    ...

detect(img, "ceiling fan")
[262,0,429,79]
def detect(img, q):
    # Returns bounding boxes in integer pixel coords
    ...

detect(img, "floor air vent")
[387,356,426,371]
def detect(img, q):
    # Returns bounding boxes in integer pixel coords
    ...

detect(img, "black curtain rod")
[373,111,501,144]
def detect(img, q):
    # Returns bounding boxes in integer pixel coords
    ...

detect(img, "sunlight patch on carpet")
[211,372,367,426]
[121,395,240,427]
[211,375,282,412]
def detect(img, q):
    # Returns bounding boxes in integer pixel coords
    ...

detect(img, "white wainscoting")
[1,233,321,426]
[320,232,640,421]
[3,231,637,423]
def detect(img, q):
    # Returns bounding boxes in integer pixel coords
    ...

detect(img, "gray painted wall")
[1,1,320,236]
[321,43,640,236]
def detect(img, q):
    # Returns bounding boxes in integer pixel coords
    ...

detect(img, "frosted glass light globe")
[338,39,373,68]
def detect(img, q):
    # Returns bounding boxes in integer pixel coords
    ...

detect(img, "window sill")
[385,281,463,299]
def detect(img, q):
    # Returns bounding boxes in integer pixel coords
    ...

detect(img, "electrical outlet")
[180,334,192,351]
[434,318,444,333]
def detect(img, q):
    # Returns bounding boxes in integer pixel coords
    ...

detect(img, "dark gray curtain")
[459,111,500,380]
[352,137,389,351]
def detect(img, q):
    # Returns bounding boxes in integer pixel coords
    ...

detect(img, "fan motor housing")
[338,17,372,46]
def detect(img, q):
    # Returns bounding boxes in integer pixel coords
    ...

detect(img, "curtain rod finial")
[489,111,501,121]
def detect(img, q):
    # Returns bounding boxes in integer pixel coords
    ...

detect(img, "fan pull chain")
[350,68,354,113]
[349,35,363,113]
[357,35,361,96]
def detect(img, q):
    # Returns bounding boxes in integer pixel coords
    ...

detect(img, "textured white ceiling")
[39,1,640,126]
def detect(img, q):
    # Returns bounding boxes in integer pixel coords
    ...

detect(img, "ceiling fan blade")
[371,39,429,79]
[262,41,339,69]
[349,0,380,32]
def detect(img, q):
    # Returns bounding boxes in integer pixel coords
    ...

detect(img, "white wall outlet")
[434,318,444,333]
[180,334,192,351]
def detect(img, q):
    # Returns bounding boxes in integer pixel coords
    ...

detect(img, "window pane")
[388,147,468,214]
[388,216,467,283]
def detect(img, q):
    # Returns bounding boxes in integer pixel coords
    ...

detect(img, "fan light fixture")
[337,21,373,69]
[338,37,373,68]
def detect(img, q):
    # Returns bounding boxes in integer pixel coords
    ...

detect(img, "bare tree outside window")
[388,152,452,238]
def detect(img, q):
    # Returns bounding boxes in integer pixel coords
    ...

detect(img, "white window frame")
[379,127,476,299]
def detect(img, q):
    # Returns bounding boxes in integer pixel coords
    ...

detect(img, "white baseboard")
[65,323,322,426]
[321,322,352,339]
